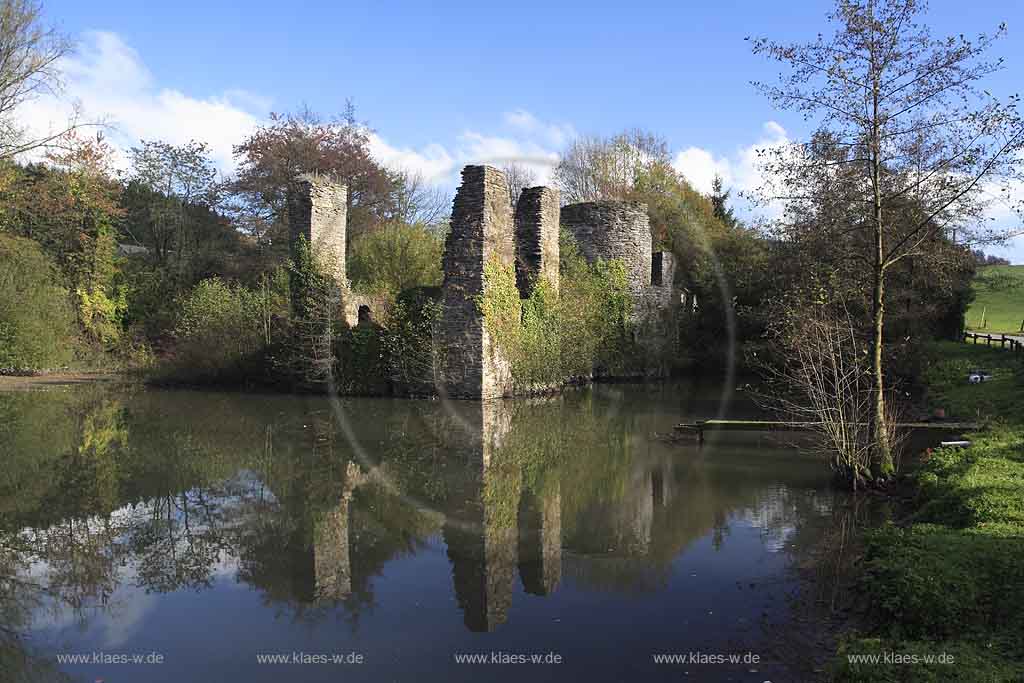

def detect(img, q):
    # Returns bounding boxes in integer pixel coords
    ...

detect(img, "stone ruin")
[514,186,560,297]
[434,166,517,399]
[286,173,375,327]
[287,173,348,286]
[286,165,681,399]
[560,201,652,292]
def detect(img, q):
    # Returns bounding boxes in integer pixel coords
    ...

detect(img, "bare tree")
[751,0,1024,479]
[391,169,450,227]
[500,162,537,206]
[0,0,88,159]
[760,302,906,490]
[552,129,670,204]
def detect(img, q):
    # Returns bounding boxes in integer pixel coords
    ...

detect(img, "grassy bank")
[830,341,1024,681]
[966,264,1024,334]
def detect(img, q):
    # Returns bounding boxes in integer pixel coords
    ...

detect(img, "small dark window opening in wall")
[651,252,664,286]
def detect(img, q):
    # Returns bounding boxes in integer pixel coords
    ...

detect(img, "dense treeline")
[0,115,449,376]
[0,116,974,389]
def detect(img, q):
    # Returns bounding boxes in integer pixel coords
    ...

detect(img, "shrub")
[348,221,443,297]
[381,286,442,395]
[0,233,78,371]
[168,277,265,382]
[75,223,128,346]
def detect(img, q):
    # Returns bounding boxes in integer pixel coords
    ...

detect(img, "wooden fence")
[963,331,1024,353]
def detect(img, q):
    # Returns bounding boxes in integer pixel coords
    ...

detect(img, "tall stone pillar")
[287,174,348,287]
[514,186,560,298]
[435,166,516,399]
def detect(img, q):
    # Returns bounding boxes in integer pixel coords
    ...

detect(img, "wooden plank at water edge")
[673,419,981,445]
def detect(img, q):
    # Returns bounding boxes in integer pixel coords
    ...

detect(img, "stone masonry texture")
[560,201,652,292]
[435,166,516,399]
[287,174,348,287]
[513,186,560,297]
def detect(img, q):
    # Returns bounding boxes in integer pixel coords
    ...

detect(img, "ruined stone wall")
[560,201,652,292]
[651,251,675,289]
[513,187,560,297]
[435,166,516,399]
[634,250,680,375]
[287,175,348,287]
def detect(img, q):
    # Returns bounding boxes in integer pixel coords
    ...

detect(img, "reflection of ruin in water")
[0,382,850,665]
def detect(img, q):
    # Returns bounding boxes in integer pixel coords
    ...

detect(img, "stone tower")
[560,201,652,292]
[435,166,515,399]
[287,174,348,286]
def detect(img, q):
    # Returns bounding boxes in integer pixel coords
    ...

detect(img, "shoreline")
[0,372,132,391]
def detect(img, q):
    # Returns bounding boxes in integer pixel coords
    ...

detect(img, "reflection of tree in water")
[0,382,851,652]
[747,491,891,677]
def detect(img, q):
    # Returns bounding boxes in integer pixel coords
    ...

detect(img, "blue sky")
[32,0,1024,261]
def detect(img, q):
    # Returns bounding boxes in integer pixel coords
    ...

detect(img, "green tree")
[230,105,401,248]
[0,232,76,369]
[553,129,670,204]
[752,0,1024,479]
[630,162,769,364]
[0,133,127,346]
[348,221,443,297]
[710,174,737,228]
[124,140,220,270]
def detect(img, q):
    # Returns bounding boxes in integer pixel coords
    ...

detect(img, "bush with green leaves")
[168,277,266,382]
[381,286,442,395]
[348,221,443,298]
[0,233,78,371]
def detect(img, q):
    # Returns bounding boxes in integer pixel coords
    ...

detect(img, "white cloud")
[502,109,576,148]
[18,30,265,171]
[366,111,568,189]
[15,31,570,199]
[672,146,731,195]
[367,133,456,183]
[672,120,789,199]
[456,130,560,184]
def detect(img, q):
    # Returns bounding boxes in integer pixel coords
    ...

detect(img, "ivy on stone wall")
[479,231,639,391]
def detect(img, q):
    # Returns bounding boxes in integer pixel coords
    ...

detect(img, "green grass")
[921,341,1024,423]
[966,264,1024,334]
[830,342,1024,682]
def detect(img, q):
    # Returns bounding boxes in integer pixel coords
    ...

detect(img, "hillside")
[966,264,1024,333]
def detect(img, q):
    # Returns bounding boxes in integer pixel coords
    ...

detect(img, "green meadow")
[966,265,1024,334]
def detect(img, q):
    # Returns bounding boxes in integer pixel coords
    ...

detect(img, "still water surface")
[1,382,855,682]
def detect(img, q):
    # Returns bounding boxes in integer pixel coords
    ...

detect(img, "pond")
[0,381,865,682]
